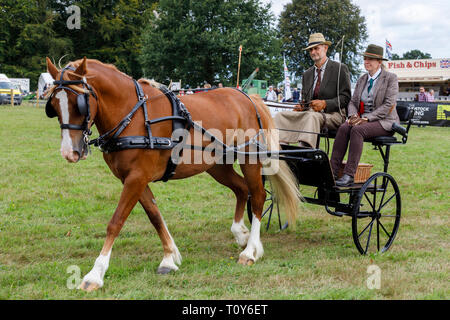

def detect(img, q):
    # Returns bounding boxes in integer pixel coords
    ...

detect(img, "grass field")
[0,102,448,300]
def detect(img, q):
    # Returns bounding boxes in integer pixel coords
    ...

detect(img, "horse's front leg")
[79,174,147,292]
[139,185,181,274]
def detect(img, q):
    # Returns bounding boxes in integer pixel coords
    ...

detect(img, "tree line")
[1,0,373,90]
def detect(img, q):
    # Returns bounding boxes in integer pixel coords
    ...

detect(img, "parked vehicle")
[0,74,22,105]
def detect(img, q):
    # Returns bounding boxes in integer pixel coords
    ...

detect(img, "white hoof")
[157,247,182,274]
[78,251,110,292]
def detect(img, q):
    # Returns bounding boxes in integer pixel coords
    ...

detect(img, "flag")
[283,55,292,101]
[385,39,393,60]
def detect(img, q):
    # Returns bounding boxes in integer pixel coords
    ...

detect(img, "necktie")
[313,68,321,99]
[368,78,374,94]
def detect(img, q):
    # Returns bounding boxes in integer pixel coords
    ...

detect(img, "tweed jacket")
[301,59,352,114]
[348,69,399,131]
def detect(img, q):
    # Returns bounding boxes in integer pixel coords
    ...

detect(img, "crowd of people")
[415,86,435,102]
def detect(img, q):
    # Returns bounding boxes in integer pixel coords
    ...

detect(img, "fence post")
[11,89,14,106]
[36,90,39,108]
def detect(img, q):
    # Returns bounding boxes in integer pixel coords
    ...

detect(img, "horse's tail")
[249,94,302,228]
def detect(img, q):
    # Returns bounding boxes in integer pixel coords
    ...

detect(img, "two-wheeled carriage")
[247,103,415,255]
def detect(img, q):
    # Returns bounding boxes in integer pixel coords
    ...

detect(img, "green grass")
[0,102,448,299]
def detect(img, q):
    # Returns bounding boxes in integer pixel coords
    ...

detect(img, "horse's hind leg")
[238,163,266,265]
[79,174,147,292]
[207,165,250,248]
[139,185,181,274]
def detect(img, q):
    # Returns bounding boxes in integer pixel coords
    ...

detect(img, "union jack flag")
[385,39,393,60]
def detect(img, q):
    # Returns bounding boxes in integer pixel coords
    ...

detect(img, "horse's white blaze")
[231,218,250,247]
[239,214,264,262]
[80,250,111,289]
[55,90,73,158]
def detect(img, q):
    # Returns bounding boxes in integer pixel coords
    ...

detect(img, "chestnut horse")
[45,57,300,292]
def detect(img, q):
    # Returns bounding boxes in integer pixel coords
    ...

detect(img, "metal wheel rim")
[352,172,401,255]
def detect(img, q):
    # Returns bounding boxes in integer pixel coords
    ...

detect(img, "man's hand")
[293,103,305,112]
[310,100,326,112]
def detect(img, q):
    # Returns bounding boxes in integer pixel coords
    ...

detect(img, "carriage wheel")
[352,172,401,255]
[247,175,288,231]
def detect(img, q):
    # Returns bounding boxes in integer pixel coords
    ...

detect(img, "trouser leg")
[344,121,391,176]
[330,121,351,175]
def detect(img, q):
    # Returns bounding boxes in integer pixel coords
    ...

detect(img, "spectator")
[428,89,435,102]
[292,87,300,103]
[218,83,223,88]
[265,86,277,101]
[185,85,194,95]
[203,82,211,89]
[418,87,429,102]
[277,89,284,102]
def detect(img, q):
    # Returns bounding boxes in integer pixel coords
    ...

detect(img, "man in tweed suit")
[274,33,351,148]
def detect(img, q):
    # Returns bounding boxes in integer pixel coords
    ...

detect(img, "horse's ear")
[46,57,59,79]
[75,56,88,76]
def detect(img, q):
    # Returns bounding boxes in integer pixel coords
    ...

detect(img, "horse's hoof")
[78,280,101,292]
[238,256,254,266]
[157,266,175,274]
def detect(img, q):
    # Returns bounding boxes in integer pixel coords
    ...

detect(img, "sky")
[262,0,450,59]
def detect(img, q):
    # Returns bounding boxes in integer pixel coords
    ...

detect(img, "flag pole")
[237,45,242,88]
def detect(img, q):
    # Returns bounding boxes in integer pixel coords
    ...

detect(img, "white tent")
[38,73,54,97]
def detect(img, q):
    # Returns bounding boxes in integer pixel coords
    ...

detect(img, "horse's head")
[46,57,99,163]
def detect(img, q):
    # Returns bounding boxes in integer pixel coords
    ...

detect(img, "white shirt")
[266,89,277,101]
[367,67,382,88]
[312,58,329,90]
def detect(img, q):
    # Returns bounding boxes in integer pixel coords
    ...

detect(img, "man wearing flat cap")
[274,33,352,148]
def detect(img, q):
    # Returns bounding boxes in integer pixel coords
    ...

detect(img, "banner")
[283,56,292,101]
[396,101,450,127]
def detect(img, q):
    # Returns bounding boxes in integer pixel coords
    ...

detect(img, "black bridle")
[45,65,98,144]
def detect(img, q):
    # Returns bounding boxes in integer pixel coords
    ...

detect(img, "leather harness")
[46,67,264,182]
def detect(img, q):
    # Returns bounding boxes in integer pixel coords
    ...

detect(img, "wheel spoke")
[364,219,375,254]
[358,217,376,239]
[376,217,380,251]
[373,178,378,212]
[378,220,392,238]
[377,181,388,212]
[262,203,273,218]
[364,192,376,211]
[378,192,398,212]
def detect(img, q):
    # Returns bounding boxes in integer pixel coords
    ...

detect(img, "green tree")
[49,0,157,78]
[139,0,283,87]
[0,0,70,89]
[279,0,368,80]
[391,49,432,60]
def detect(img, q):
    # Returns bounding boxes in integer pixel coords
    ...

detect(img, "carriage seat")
[319,105,414,146]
